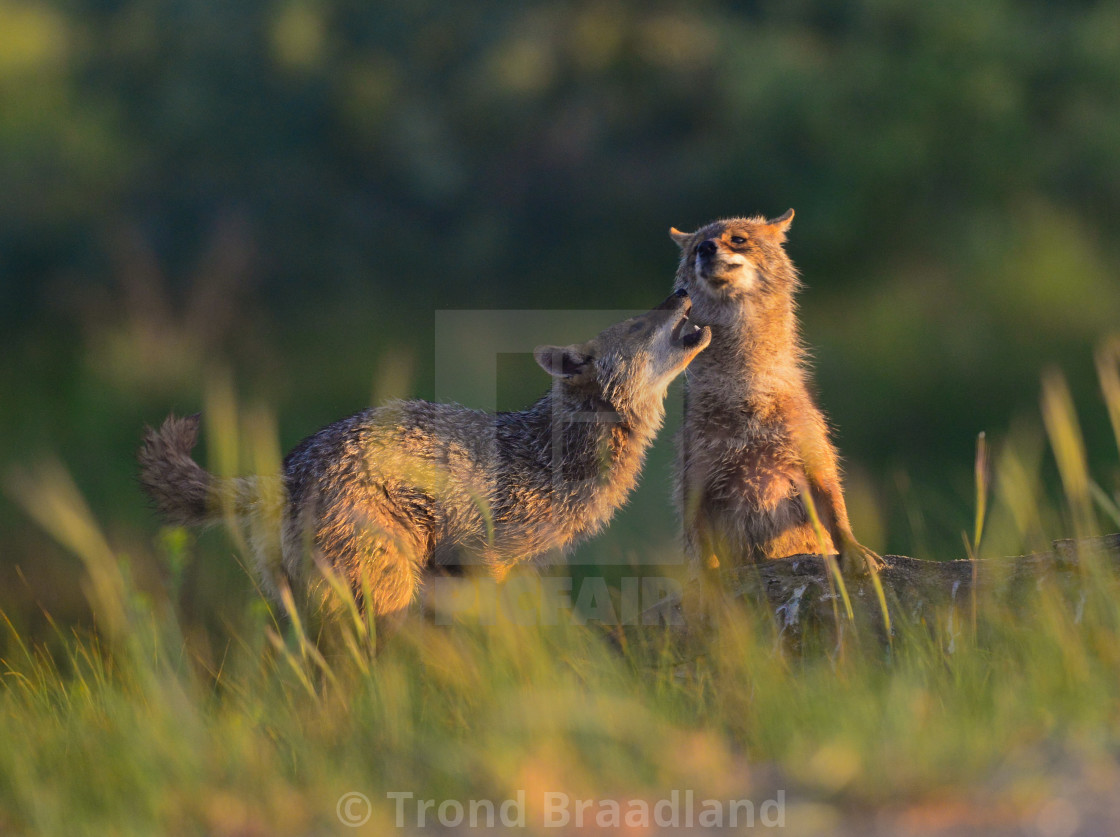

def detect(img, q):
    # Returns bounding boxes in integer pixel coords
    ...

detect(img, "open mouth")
[671,311,711,350]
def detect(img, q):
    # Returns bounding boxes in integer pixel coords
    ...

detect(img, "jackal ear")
[669,227,692,250]
[534,345,592,379]
[762,209,794,241]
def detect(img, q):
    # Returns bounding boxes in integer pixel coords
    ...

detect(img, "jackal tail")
[138,413,265,527]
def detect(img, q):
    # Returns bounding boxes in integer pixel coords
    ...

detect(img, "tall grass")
[3,348,1120,835]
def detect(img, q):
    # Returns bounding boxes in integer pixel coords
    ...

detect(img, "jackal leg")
[807,476,882,576]
[300,504,427,653]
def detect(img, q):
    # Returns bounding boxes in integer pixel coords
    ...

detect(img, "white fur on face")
[695,252,757,294]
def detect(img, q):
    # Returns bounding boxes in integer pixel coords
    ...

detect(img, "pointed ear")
[669,227,692,250]
[762,208,794,241]
[534,345,592,378]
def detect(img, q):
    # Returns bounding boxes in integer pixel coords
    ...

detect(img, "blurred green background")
[3,0,1120,631]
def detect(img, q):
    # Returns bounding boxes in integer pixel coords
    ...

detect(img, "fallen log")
[642,534,1120,647]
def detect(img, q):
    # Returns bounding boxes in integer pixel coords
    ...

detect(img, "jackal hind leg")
[306,515,425,655]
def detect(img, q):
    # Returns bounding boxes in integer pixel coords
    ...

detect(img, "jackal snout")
[670,210,796,304]
[654,288,687,308]
[694,233,755,290]
[536,292,710,398]
[649,289,706,347]
[616,292,710,397]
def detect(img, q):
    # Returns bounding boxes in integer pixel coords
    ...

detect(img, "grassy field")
[3,351,1120,836]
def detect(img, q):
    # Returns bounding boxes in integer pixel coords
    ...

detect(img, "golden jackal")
[669,211,880,576]
[139,292,710,633]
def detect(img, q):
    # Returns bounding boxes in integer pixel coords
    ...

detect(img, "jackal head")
[533,292,711,417]
[669,209,798,327]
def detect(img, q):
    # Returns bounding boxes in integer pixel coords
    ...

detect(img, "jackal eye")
[730,235,746,245]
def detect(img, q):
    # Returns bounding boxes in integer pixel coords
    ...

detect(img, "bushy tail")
[138,414,219,527]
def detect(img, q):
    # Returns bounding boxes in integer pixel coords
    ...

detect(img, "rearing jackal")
[669,211,880,577]
[139,292,710,633]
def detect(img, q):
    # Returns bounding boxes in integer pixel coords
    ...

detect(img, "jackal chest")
[685,430,804,514]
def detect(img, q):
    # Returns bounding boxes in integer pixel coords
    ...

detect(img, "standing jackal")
[669,212,880,577]
[139,292,709,633]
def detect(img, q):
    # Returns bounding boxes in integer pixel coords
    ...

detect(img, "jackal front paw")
[838,538,884,577]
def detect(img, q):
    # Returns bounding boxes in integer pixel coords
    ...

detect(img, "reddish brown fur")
[670,211,880,575]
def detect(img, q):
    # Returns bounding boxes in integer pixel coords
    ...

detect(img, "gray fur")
[138,294,711,626]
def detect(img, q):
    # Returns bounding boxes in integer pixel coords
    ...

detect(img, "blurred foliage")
[3,0,1120,626]
[6,430,1120,834]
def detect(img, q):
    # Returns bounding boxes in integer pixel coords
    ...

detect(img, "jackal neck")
[532,383,666,455]
[508,383,664,508]
[685,294,806,419]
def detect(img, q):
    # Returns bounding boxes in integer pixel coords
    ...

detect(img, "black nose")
[697,240,717,259]
[674,288,688,298]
